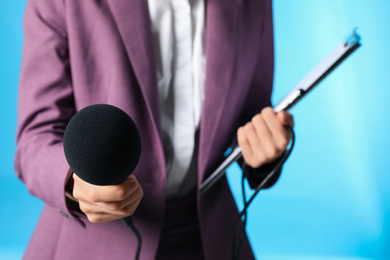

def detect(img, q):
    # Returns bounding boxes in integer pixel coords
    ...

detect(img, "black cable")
[122,217,142,260]
[232,127,295,260]
[232,165,249,259]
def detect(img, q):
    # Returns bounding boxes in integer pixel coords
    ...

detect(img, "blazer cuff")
[243,153,285,190]
[64,170,86,219]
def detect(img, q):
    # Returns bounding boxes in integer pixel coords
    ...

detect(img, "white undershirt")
[148,0,205,198]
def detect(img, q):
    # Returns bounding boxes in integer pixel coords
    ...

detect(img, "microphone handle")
[122,216,142,260]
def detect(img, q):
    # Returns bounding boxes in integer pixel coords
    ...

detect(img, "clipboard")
[200,30,362,195]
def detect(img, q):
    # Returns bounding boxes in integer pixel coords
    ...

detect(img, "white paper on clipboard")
[200,30,361,194]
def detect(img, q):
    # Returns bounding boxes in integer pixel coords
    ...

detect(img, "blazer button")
[60,211,71,219]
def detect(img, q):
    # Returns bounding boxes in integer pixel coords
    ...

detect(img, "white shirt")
[148,0,205,198]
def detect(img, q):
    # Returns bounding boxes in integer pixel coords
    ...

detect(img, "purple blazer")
[15,0,275,259]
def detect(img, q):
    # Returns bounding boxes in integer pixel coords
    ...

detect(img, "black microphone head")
[63,104,141,185]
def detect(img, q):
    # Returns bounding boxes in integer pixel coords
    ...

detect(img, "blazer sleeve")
[241,156,283,189]
[239,0,283,189]
[14,0,77,220]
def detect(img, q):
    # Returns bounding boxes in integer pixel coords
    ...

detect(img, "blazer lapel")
[107,0,241,183]
[198,0,242,180]
[107,0,161,133]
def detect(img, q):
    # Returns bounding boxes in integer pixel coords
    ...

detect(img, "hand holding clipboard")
[200,30,362,194]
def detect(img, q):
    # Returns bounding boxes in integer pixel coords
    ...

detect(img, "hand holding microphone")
[63,104,143,223]
[72,174,143,223]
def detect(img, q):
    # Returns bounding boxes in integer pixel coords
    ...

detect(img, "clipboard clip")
[344,28,361,47]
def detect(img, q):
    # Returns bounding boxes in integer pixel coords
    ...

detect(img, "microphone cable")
[122,217,142,260]
[232,126,296,260]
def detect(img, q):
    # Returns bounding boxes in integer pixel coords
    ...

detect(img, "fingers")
[79,195,141,223]
[73,175,137,203]
[72,174,144,223]
[81,212,125,224]
[77,184,142,214]
[237,107,294,168]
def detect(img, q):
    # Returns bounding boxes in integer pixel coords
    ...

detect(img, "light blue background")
[1,1,389,259]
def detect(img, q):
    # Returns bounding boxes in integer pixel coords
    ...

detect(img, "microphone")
[63,104,142,259]
[63,104,141,185]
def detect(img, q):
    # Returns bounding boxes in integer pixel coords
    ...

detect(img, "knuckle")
[237,129,247,145]
[248,155,262,169]
[87,214,103,223]
[252,114,262,124]
[108,202,122,211]
[78,202,89,214]
[244,122,254,132]
[130,174,139,181]
[265,147,278,160]
[264,146,279,161]
[237,126,244,136]
[72,188,80,200]
[114,186,127,200]
[88,190,100,203]
[249,159,261,169]
[276,132,290,148]
[263,109,276,121]
[121,205,135,216]
[279,137,289,149]
[133,187,143,200]
[261,107,274,116]
[128,207,136,216]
